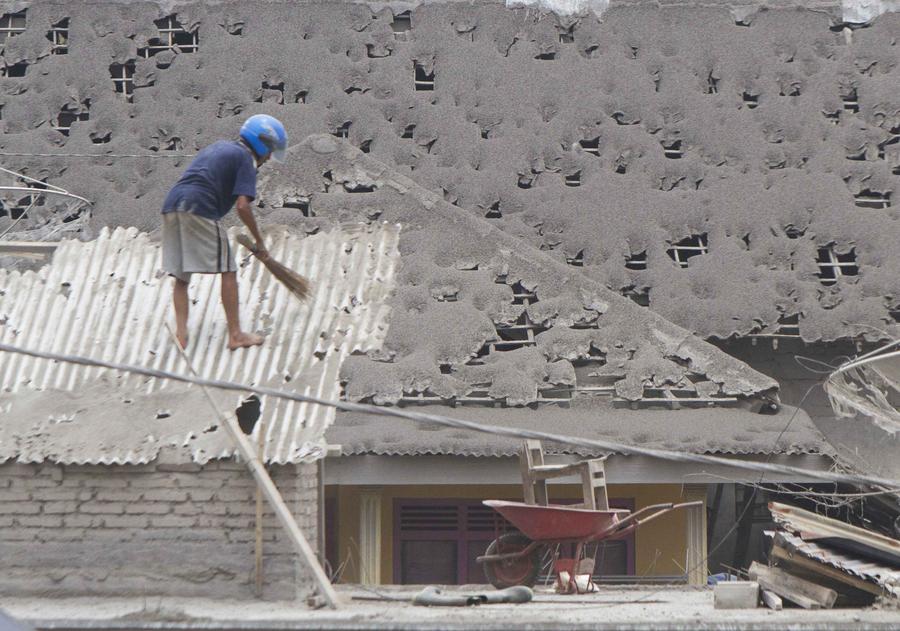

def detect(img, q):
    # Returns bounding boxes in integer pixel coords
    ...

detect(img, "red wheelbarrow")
[476,499,703,590]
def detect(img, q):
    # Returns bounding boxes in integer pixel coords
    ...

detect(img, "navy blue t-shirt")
[162,140,257,220]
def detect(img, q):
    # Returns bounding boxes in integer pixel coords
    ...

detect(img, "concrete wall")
[0,460,318,599]
[329,482,701,583]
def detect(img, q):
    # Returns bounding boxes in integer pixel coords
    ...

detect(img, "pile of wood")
[752,502,900,609]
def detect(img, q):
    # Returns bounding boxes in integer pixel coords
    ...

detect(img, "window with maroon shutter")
[394,500,513,584]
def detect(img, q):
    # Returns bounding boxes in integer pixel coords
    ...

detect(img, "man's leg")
[173,277,190,349]
[221,271,264,349]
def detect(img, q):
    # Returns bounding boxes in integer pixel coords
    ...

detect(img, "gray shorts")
[161,211,236,282]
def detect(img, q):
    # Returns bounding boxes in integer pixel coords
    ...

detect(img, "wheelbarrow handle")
[589,500,703,542]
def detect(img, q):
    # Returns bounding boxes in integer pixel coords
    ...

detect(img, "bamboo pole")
[165,326,340,609]
[255,421,265,598]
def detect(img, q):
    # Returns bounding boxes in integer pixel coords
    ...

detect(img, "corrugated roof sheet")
[771,501,900,567]
[326,405,830,458]
[0,223,400,465]
[769,530,900,598]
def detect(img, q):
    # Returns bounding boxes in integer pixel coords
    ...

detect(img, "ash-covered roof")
[0,3,896,342]
[255,135,783,426]
[0,223,400,465]
[327,404,827,457]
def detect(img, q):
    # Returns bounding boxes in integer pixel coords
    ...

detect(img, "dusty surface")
[328,403,827,457]
[0,224,399,465]
[0,1,897,343]
[263,137,808,457]
[3,586,900,629]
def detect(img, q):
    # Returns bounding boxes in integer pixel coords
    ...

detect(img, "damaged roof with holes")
[244,135,822,460]
[1,2,897,343]
[327,404,826,457]
[0,224,400,465]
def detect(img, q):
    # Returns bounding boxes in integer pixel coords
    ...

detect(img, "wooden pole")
[166,326,340,609]
[255,421,266,598]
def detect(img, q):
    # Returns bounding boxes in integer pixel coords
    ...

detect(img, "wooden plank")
[255,421,266,598]
[749,561,836,609]
[761,589,783,611]
[0,241,59,255]
[770,538,884,597]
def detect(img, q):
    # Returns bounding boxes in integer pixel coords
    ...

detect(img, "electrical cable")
[0,343,897,487]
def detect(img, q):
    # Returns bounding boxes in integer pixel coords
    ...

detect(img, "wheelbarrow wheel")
[483,533,541,589]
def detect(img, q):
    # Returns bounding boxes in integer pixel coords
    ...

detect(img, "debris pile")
[758,502,900,608]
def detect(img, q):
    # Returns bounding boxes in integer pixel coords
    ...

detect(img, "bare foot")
[228,331,264,350]
[176,328,189,350]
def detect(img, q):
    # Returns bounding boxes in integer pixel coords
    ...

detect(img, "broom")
[236,233,311,301]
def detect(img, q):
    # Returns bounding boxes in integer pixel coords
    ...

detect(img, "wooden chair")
[519,440,609,510]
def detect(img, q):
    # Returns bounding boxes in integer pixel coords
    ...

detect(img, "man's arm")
[235,195,268,260]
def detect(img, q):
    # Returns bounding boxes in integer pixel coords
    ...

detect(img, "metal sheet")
[770,502,900,567]
[0,223,400,464]
[769,530,900,598]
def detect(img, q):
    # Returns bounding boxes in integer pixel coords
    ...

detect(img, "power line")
[0,151,196,159]
[1,341,899,489]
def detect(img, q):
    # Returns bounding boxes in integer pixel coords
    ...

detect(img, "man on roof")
[160,114,287,350]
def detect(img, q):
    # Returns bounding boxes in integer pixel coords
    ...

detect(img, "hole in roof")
[566,250,584,266]
[625,251,647,270]
[235,395,261,435]
[662,140,683,159]
[414,63,434,91]
[667,234,708,268]
[622,285,649,307]
[579,137,600,155]
[854,190,891,209]
[391,10,411,40]
[816,247,858,285]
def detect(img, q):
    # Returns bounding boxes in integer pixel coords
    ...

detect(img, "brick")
[149,515,196,528]
[141,489,189,502]
[0,501,41,515]
[145,527,223,542]
[103,515,151,528]
[85,478,130,489]
[19,477,60,488]
[173,504,204,516]
[1,529,37,541]
[225,503,256,516]
[187,489,215,502]
[64,515,105,528]
[214,489,253,502]
[93,490,136,502]
[0,491,31,501]
[128,476,176,489]
[79,502,125,515]
[125,503,171,515]
[36,528,85,543]
[0,516,14,527]
[30,489,78,501]
[16,515,63,528]
[42,501,78,514]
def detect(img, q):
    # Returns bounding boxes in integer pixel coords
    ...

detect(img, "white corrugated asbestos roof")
[0,223,400,465]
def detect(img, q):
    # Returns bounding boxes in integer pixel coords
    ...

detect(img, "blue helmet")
[240,114,288,162]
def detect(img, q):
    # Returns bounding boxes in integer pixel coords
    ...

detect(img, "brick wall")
[0,459,318,599]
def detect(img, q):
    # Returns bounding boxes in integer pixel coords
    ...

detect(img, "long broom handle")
[165,325,340,609]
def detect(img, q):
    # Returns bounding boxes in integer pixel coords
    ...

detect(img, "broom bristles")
[236,234,311,301]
